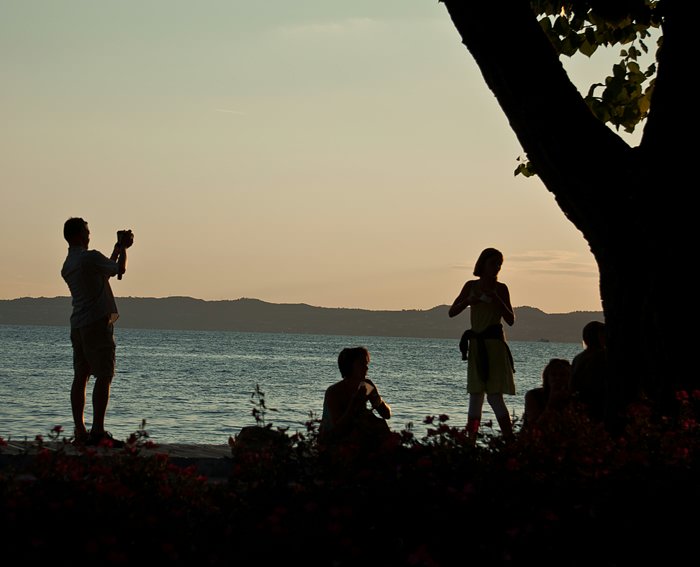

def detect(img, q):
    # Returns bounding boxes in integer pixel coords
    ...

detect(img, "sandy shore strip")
[0,439,234,481]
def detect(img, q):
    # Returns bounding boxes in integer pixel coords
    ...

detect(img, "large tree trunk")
[441,0,690,420]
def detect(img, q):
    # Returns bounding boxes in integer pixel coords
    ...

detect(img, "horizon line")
[1,295,604,316]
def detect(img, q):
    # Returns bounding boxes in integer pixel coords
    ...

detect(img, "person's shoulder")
[571,350,591,368]
[71,248,100,264]
[324,380,343,396]
[460,279,478,292]
[525,387,544,400]
[85,249,110,261]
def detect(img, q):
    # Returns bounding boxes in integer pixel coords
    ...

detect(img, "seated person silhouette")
[319,346,393,451]
[522,358,572,430]
[571,321,607,421]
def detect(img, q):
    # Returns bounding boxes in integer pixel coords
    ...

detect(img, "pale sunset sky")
[1,1,645,313]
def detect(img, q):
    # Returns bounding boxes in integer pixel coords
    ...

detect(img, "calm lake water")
[0,325,581,444]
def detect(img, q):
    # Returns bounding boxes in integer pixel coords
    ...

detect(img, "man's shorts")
[70,316,116,379]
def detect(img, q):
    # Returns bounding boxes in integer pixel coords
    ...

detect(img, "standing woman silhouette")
[448,247,516,441]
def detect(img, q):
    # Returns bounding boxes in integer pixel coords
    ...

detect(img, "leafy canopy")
[533,0,662,131]
[440,1,663,176]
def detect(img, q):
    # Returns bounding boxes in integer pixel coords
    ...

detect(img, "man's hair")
[63,217,87,242]
[337,346,369,378]
[473,247,504,277]
[582,321,605,349]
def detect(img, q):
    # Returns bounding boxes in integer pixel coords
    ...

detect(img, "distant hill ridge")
[0,296,603,344]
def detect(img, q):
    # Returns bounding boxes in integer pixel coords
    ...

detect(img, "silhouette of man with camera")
[61,217,134,447]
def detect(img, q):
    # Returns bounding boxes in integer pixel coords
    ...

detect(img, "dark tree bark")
[441,0,691,421]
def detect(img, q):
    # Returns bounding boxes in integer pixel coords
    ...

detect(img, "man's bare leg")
[71,373,90,442]
[90,375,112,436]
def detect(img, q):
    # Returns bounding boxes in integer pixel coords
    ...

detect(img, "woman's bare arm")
[493,282,515,326]
[448,281,476,318]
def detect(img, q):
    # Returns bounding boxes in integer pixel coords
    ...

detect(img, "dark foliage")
[2,391,699,566]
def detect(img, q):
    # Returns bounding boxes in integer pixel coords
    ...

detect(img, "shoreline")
[0,439,234,481]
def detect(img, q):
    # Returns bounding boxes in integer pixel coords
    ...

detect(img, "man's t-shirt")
[61,246,119,329]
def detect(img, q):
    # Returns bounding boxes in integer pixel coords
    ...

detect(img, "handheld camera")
[117,229,134,248]
[116,229,134,279]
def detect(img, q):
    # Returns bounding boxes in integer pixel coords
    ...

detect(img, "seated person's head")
[338,347,370,379]
[543,358,572,393]
[582,321,605,350]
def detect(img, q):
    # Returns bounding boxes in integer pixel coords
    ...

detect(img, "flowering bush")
[2,392,700,565]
